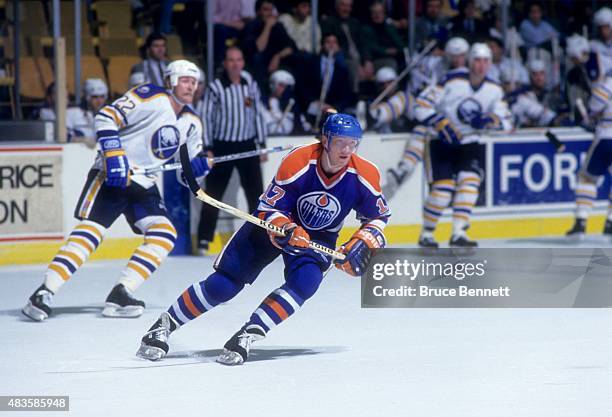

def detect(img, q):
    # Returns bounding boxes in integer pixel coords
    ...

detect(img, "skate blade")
[567,233,586,241]
[102,303,144,318]
[135,343,165,361]
[21,303,48,321]
[216,349,244,366]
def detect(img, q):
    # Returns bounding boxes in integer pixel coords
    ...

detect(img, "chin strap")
[168,89,188,107]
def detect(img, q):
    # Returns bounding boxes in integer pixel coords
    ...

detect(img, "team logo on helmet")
[297,191,341,230]
[151,125,180,159]
[457,98,483,125]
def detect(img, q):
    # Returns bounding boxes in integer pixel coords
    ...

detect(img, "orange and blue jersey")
[256,142,391,242]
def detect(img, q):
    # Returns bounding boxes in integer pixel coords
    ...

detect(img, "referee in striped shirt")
[197,46,267,254]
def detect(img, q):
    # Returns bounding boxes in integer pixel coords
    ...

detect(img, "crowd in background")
[4,0,612,137]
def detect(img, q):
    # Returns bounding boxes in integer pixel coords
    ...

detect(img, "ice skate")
[603,219,612,237]
[418,232,439,248]
[217,325,266,366]
[102,284,145,318]
[566,218,586,239]
[22,284,54,321]
[449,234,478,248]
[136,312,177,361]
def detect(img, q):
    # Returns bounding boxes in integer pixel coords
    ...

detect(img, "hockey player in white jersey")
[66,78,108,146]
[381,37,470,199]
[414,43,512,247]
[22,60,211,321]
[262,70,299,135]
[591,8,612,61]
[566,71,612,238]
[504,60,560,128]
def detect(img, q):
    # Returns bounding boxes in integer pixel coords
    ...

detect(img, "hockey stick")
[178,145,346,261]
[274,98,295,134]
[545,130,565,152]
[132,145,294,175]
[314,51,335,130]
[575,98,596,133]
[370,39,437,108]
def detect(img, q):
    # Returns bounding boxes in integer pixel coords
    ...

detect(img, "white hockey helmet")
[129,71,146,88]
[594,7,612,27]
[566,34,590,61]
[375,66,397,83]
[164,59,200,87]
[84,78,108,99]
[445,37,469,56]
[269,70,295,90]
[527,59,546,73]
[468,42,492,64]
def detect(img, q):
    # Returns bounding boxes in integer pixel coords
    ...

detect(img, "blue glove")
[431,115,461,145]
[190,154,211,178]
[99,132,130,188]
[470,113,499,130]
[334,226,386,276]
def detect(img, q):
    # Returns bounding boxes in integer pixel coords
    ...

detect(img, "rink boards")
[0,127,609,264]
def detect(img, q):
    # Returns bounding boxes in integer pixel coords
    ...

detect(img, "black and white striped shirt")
[200,70,266,147]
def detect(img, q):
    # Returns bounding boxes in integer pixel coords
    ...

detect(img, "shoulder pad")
[275,143,320,183]
[131,83,168,100]
[349,154,382,194]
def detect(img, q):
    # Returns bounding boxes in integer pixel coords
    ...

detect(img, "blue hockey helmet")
[322,113,363,150]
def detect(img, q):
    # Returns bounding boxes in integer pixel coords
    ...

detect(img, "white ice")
[2,237,612,417]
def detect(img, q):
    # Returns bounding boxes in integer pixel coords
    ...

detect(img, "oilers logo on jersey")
[297,191,341,230]
[457,97,483,124]
[151,126,180,159]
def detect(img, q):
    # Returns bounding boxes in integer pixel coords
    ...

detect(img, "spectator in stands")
[489,12,524,52]
[131,33,169,87]
[38,83,56,121]
[486,36,529,86]
[298,33,356,123]
[279,0,321,54]
[320,0,374,93]
[212,0,248,66]
[66,78,109,147]
[414,0,449,50]
[519,2,559,49]
[363,1,405,70]
[450,0,488,43]
[591,7,612,59]
[242,0,297,93]
[384,0,409,33]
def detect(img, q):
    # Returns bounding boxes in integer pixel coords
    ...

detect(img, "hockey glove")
[431,115,461,145]
[334,226,386,277]
[190,154,212,178]
[268,216,311,256]
[100,131,130,188]
[469,113,500,130]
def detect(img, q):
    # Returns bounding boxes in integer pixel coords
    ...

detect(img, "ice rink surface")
[2,237,612,417]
